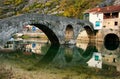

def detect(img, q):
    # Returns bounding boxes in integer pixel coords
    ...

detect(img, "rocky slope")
[0,0,119,19]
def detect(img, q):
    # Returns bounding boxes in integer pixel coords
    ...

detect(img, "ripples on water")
[0,39,120,79]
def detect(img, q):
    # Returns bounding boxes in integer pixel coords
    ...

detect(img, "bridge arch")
[84,25,95,36]
[104,33,119,50]
[65,24,74,42]
[30,24,59,45]
[0,13,94,48]
[76,23,95,42]
[84,25,95,41]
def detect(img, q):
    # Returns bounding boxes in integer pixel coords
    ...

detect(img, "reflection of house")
[102,54,120,71]
[23,43,42,54]
[87,52,102,68]
[102,54,117,63]
[102,64,117,71]
[4,41,15,50]
[83,5,120,41]
[4,40,22,50]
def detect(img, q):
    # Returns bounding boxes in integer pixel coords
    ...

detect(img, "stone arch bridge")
[0,13,95,47]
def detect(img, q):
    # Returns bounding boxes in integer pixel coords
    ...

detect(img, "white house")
[84,5,120,30]
[84,8,103,30]
[84,5,120,42]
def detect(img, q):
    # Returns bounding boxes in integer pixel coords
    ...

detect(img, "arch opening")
[84,26,95,40]
[31,24,60,45]
[65,25,74,42]
[104,33,119,50]
[76,26,95,42]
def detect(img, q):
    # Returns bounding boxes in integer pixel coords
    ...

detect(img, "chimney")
[107,7,110,10]
[97,8,100,11]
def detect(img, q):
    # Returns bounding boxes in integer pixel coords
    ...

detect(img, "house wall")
[80,10,120,42]
[119,12,120,18]
[96,12,120,42]
[89,13,103,30]
[103,18,120,29]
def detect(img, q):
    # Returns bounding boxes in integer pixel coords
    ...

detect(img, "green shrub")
[21,35,30,39]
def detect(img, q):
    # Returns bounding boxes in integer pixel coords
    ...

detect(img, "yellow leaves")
[22,7,30,12]
[3,0,23,6]
[14,0,23,6]
[59,0,67,11]
[59,0,82,18]
[1,0,102,19]
[63,11,70,17]
[16,11,21,16]
[3,0,12,5]
[0,8,2,15]
[45,2,51,7]
[63,5,79,18]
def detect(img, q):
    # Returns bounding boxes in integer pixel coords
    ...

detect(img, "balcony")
[104,12,119,19]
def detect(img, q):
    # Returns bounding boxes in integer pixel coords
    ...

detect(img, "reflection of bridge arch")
[0,14,95,48]
[49,43,97,67]
[77,44,98,62]
[0,41,98,68]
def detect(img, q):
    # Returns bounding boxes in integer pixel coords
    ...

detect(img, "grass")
[0,65,14,79]
[20,35,41,39]
[20,35,30,39]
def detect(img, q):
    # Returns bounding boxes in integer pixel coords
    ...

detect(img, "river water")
[0,38,120,79]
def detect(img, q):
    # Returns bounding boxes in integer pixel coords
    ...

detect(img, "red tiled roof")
[85,5,120,13]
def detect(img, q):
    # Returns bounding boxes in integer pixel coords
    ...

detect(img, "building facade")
[84,5,120,42]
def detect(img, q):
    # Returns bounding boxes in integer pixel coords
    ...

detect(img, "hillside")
[0,0,117,19]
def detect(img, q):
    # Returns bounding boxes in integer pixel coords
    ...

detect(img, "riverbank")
[0,63,120,79]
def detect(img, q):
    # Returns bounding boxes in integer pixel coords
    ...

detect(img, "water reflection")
[87,52,102,68]
[0,39,120,73]
[1,40,99,68]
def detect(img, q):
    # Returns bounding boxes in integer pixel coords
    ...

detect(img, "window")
[95,55,99,61]
[95,21,100,27]
[104,13,110,19]
[32,43,36,48]
[32,26,36,32]
[114,21,118,26]
[84,13,89,20]
[112,12,118,18]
